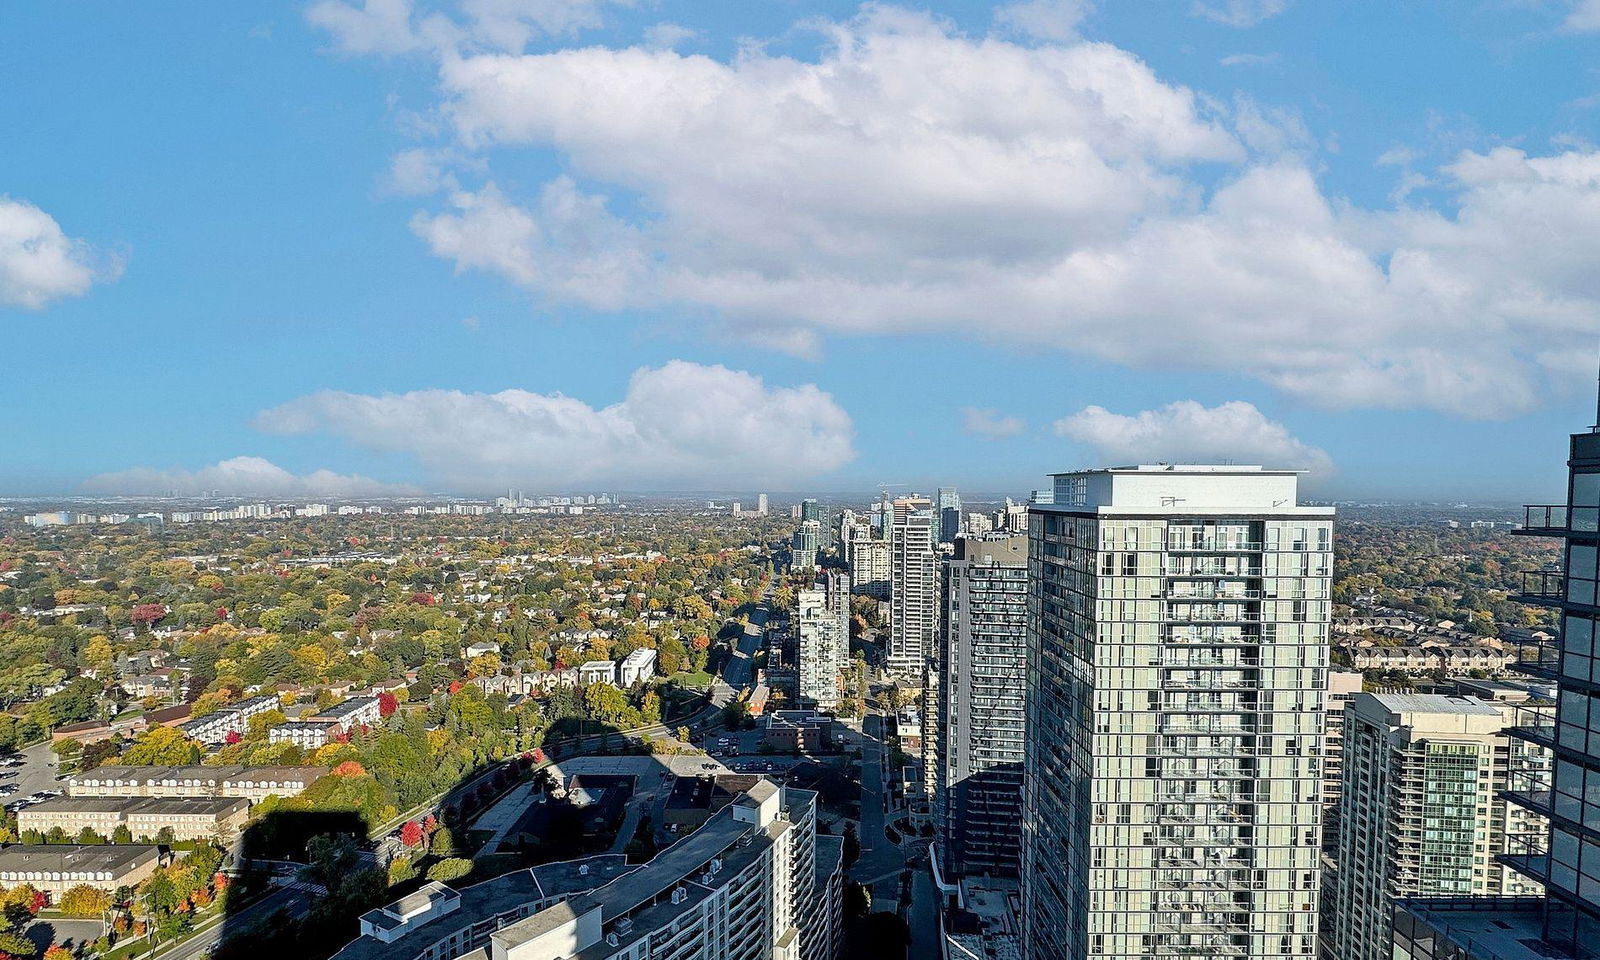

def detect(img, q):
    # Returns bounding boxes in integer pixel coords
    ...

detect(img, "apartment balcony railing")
[1165,565,1264,578]
[1522,504,1570,533]
[1159,854,1255,871]
[1162,587,1264,600]
[1166,608,1263,623]
[1504,723,1557,751]
[1167,541,1264,553]
[1156,872,1265,892]
[1161,678,1261,692]
[1159,653,1261,669]
[1159,740,1261,757]
[1159,720,1259,735]
[1152,918,1251,936]
[1514,569,1566,605]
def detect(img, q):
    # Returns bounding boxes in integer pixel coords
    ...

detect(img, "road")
[849,710,905,907]
[150,876,316,960]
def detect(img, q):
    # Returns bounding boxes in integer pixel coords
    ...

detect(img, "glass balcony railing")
[1522,504,1569,532]
[1515,569,1565,602]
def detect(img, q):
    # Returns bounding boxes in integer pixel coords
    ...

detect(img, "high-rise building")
[938,486,963,544]
[1024,465,1333,960]
[332,782,842,960]
[798,570,851,709]
[850,536,890,599]
[888,497,938,677]
[758,493,769,516]
[1322,668,1366,850]
[1331,694,1547,960]
[792,520,821,572]
[801,498,820,523]
[1394,426,1599,960]
[935,533,1028,880]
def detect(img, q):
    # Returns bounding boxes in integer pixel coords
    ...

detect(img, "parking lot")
[0,741,67,814]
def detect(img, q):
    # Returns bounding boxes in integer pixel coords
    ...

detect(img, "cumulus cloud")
[253,361,856,491]
[994,0,1094,41]
[1054,401,1332,477]
[0,197,117,310]
[83,456,415,498]
[1191,0,1290,27]
[961,407,1026,438]
[318,4,1600,419]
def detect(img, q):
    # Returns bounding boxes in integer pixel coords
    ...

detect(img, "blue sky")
[3,0,1599,500]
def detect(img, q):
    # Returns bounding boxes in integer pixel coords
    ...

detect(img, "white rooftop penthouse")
[1048,464,1332,518]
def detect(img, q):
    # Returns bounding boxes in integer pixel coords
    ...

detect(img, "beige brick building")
[20,797,250,843]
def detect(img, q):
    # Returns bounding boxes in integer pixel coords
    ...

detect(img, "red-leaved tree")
[130,604,167,627]
[377,692,398,718]
[401,821,424,847]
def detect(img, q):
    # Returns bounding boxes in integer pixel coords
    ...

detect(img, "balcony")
[1504,723,1557,751]
[1513,569,1565,606]
[1167,541,1264,553]
[1521,504,1569,534]
[1166,608,1263,624]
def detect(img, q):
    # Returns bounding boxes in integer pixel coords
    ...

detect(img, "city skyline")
[6,2,1600,500]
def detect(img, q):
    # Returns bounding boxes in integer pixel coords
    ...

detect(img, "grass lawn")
[668,670,715,691]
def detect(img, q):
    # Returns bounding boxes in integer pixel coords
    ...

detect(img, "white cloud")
[1565,0,1600,32]
[306,0,633,55]
[994,0,1094,41]
[0,197,116,310]
[253,360,856,491]
[642,22,697,51]
[961,407,1026,438]
[83,456,415,497]
[1054,401,1332,477]
[1191,0,1290,28]
[1219,52,1279,67]
[306,0,425,54]
[327,4,1600,419]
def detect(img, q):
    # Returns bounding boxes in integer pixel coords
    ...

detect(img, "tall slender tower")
[888,496,937,677]
[936,532,1029,880]
[1024,465,1333,960]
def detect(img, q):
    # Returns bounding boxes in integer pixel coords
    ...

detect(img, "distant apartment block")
[65,765,327,803]
[312,695,381,733]
[936,533,1028,880]
[20,797,250,843]
[269,718,344,750]
[797,571,851,709]
[175,695,279,746]
[887,496,937,677]
[1323,667,1366,851]
[1332,694,1548,960]
[0,844,162,897]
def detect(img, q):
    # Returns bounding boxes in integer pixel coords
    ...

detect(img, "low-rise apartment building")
[0,844,162,897]
[19,797,250,843]
[175,695,280,746]
[269,719,343,750]
[311,696,381,733]
[65,765,327,802]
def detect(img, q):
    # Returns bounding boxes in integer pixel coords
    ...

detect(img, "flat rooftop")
[1399,899,1569,960]
[331,856,633,960]
[24,796,248,816]
[496,808,753,951]
[0,843,159,874]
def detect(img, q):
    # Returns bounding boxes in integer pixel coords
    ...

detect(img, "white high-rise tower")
[1023,465,1333,960]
